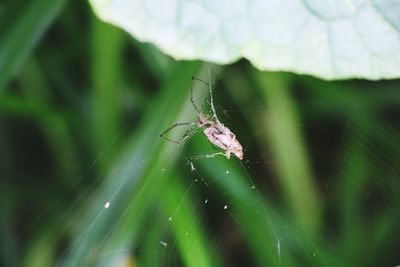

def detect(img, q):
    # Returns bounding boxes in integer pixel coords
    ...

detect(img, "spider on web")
[160,77,243,160]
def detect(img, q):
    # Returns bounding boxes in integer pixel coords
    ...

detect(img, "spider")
[160,77,243,160]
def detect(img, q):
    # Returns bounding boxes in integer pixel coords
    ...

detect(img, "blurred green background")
[1,1,400,267]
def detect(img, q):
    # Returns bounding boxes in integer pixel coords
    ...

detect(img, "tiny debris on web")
[189,161,196,172]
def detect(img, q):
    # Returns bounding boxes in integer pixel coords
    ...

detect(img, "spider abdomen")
[203,123,243,160]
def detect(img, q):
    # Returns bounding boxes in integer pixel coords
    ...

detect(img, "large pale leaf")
[89,0,400,80]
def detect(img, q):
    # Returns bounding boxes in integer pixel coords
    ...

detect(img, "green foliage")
[1,1,400,267]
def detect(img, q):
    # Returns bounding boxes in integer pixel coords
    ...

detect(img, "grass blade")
[0,0,66,91]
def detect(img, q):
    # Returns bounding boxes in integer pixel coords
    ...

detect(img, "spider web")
[58,72,285,266]
[5,67,400,267]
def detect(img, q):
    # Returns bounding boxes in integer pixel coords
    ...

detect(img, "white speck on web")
[168,217,172,221]
[277,239,281,263]
[204,199,208,204]
[160,241,168,247]
[104,202,110,209]
[189,161,196,172]
[224,205,228,210]
[161,168,165,172]
[225,170,230,174]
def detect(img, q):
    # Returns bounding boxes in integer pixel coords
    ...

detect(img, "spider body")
[160,76,244,160]
[198,115,243,160]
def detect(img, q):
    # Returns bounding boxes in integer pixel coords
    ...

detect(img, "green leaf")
[0,0,66,91]
[89,0,400,80]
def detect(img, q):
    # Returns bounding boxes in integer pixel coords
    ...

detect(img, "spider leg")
[192,77,210,87]
[190,78,203,115]
[182,126,201,142]
[192,76,218,121]
[160,122,196,144]
[191,152,226,160]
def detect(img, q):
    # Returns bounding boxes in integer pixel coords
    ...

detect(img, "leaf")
[88,0,400,80]
[0,0,66,91]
